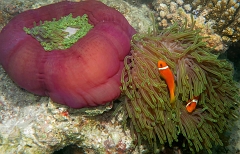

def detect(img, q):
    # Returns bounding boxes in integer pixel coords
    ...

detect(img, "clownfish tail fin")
[169,90,176,104]
[170,97,175,104]
[170,96,176,107]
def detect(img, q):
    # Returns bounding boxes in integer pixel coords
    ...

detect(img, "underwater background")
[0,0,240,153]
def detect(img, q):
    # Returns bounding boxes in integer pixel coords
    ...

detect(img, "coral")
[191,0,240,43]
[104,0,153,33]
[119,19,239,153]
[0,1,136,108]
[153,0,240,51]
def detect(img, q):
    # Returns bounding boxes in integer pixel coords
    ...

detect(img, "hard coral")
[0,1,136,108]
[119,20,239,153]
[192,0,240,43]
[153,0,240,46]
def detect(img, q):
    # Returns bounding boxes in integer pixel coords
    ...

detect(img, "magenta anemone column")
[0,1,136,108]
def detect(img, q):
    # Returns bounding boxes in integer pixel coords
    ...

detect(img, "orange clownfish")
[158,60,175,104]
[186,96,199,113]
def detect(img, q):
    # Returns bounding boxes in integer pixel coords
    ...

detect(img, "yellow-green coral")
[24,14,93,51]
[119,20,239,153]
[192,0,240,43]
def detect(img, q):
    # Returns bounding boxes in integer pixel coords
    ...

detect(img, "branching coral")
[191,0,240,43]
[153,0,240,51]
[119,19,239,153]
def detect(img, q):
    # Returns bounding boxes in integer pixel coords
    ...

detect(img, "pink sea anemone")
[0,1,136,108]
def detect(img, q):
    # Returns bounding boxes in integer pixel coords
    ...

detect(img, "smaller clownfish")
[158,60,175,104]
[186,96,199,113]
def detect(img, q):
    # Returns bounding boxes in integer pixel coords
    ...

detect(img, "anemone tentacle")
[119,19,239,153]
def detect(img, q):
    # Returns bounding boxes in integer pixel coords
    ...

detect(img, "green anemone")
[23,13,93,51]
[118,19,239,153]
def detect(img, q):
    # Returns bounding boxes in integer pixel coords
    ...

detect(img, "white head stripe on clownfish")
[157,60,175,105]
[158,65,169,70]
[186,96,199,113]
[186,98,198,107]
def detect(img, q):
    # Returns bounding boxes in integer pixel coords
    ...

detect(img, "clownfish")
[186,96,199,113]
[158,60,175,104]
